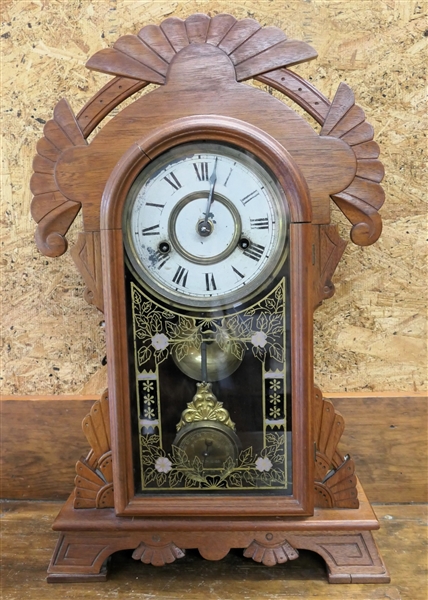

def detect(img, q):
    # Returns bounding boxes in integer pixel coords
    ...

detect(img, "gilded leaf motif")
[229,472,243,487]
[138,345,152,366]
[256,312,269,332]
[239,446,253,466]
[143,468,157,485]
[174,341,192,362]
[165,320,179,338]
[133,290,142,305]
[269,343,284,363]
[230,339,245,360]
[168,469,183,488]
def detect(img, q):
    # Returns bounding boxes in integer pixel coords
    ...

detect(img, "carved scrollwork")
[86,14,317,84]
[244,539,299,566]
[30,98,86,257]
[132,541,185,566]
[313,387,359,509]
[255,72,385,247]
[74,390,113,509]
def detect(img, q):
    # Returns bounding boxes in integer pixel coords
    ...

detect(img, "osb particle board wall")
[1,0,427,395]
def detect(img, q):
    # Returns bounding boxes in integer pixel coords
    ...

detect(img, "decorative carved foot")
[47,532,115,582]
[288,530,390,583]
[244,539,299,566]
[132,541,185,566]
[47,530,186,582]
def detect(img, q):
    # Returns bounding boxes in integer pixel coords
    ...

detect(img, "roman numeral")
[145,202,165,209]
[150,250,170,270]
[231,265,245,280]
[243,243,265,262]
[205,272,217,291]
[224,167,233,187]
[172,265,188,287]
[240,190,259,205]
[250,217,269,230]
[194,162,209,181]
[142,224,160,236]
[164,172,181,191]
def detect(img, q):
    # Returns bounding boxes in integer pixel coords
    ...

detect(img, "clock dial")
[123,142,289,309]
[173,421,241,477]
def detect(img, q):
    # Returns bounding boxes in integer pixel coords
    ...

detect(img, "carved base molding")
[47,484,389,584]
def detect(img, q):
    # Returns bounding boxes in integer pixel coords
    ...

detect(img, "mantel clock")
[30,14,389,584]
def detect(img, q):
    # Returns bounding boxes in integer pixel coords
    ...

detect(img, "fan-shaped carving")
[314,387,345,479]
[30,98,86,257]
[74,456,113,509]
[244,539,299,566]
[321,83,385,246]
[86,14,317,83]
[315,455,359,509]
[82,390,111,462]
[132,541,185,566]
[74,391,114,509]
[313,387,359,508]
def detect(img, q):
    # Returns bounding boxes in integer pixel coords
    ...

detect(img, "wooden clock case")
[30,14,389,584]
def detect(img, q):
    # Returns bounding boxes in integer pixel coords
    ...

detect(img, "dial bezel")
[122,141,290,311]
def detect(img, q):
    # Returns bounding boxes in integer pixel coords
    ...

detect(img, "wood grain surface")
[1,393,426,504]
[0,501,426,598]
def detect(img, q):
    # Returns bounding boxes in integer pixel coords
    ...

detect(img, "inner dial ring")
[168,192,242,266]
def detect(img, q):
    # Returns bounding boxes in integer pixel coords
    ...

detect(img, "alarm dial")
[173,421,241,477]
[124,142,288,309]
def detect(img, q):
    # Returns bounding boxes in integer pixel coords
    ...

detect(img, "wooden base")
[47,482,389,584]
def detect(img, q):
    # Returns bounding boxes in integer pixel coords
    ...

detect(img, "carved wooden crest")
[31,14,384,311]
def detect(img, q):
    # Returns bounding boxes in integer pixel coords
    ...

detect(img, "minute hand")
[202,157,218,229]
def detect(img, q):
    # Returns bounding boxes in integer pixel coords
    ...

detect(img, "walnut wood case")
[30,13,388,584]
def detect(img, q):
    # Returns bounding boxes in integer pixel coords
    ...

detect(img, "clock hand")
[202,439,213,466]
[198,157,218,236]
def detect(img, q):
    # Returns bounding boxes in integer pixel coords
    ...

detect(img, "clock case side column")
[289,222,314,514]
[101,228,137,513]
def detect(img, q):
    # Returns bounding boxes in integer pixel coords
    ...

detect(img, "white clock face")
[123,142,289,310]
